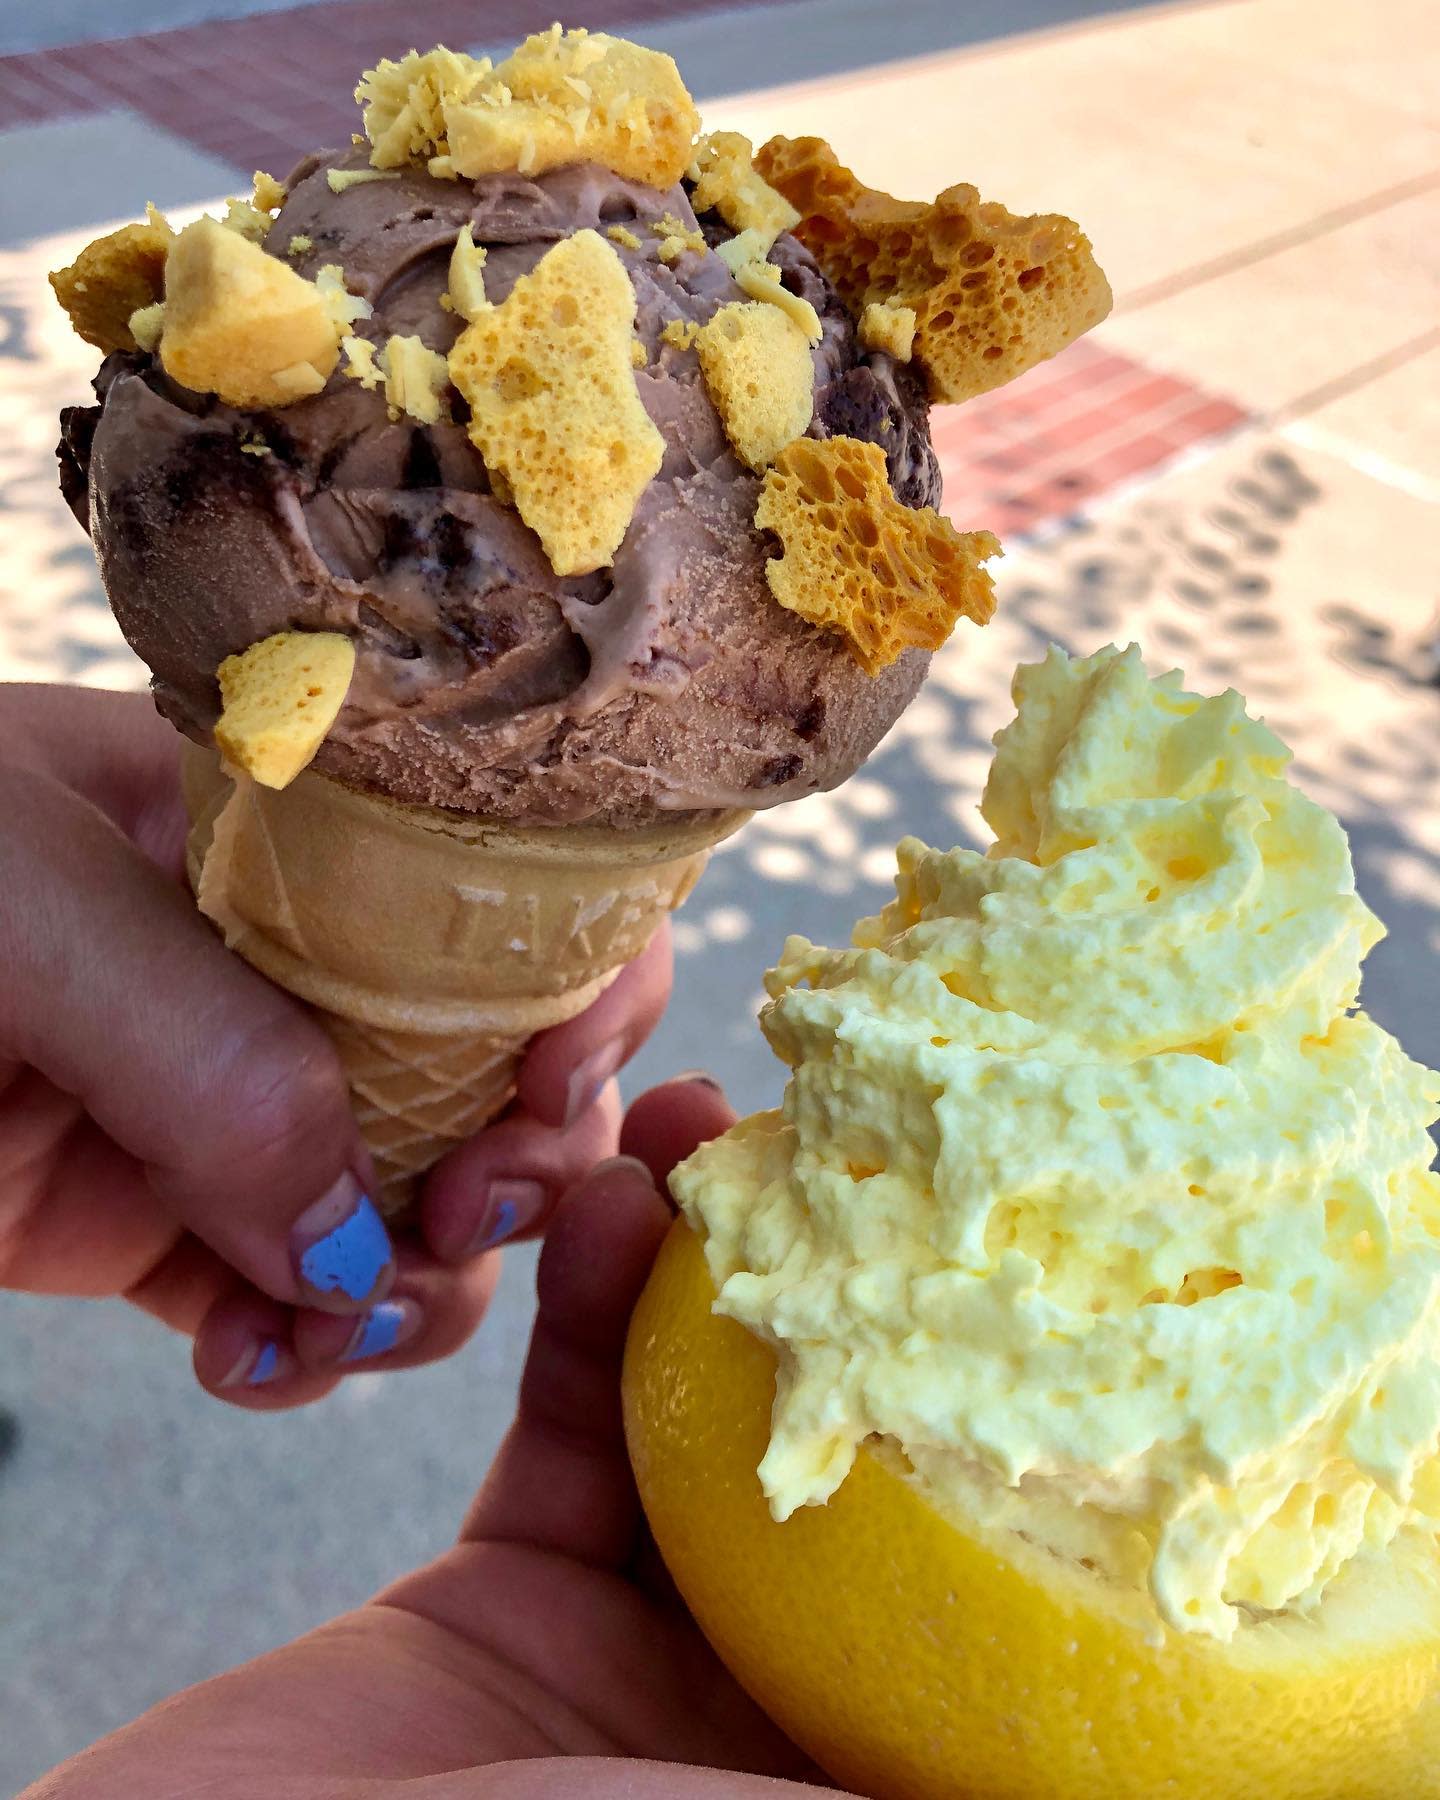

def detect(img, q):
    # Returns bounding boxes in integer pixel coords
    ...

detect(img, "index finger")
[0,682,184,866]
[515,923,674,1129]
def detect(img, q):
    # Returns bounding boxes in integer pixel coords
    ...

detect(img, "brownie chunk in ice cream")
[60,147,941,825]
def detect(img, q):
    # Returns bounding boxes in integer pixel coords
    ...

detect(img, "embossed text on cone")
[182,745,747,1212]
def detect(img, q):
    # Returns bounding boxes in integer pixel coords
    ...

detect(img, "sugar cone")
[181,745,748,1215]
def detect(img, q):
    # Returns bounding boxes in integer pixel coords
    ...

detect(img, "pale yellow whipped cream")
[673,643,1440,1641]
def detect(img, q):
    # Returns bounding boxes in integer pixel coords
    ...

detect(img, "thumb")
[0,765,392,1314]
[433,1760,841,1796]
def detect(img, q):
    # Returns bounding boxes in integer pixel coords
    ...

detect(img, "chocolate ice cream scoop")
[61,148,942,826]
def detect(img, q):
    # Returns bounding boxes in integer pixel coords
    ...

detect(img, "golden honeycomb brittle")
[49,216,173,354]
[756,437,1000,674]
[755,135,1111,404]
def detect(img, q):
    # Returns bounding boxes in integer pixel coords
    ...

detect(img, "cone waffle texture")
[182,746,747,1213]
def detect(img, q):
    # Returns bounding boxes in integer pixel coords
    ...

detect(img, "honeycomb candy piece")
[215,631,356,789]
[357,46,492,168]
[49,216,173,353]
[755,437,1000,674]
[381,334,451,424]
[444,27,700,188]
[222,197,274,242]
[314,264,373,334]
[341,335,382,389]
[160,218,349,407]
[689,131,799,254]
[343,332,450,421]
[694,302,814,472]
[859,299,916,361]
[734,259,821,343]
[128,302,166,353]
[327,168,401,194]
[448,225,489,321]
[716,227,768,275]
[447,229,664,577]
[754,135,1111,404]
[252,170,288,212]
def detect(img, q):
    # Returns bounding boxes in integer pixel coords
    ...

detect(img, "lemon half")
[623,1218,1440,1800]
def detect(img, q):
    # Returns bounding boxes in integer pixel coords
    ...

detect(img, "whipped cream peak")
[675,643,1440,1641]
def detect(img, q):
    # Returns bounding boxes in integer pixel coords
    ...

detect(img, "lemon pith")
[623,1219,1440,1800]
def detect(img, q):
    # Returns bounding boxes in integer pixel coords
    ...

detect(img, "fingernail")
[564,1038,626,1127]
[463,1177,547,1255]
[674,1069,722,1090]
[588,1155,658,1189]
[341,1298,423,1363]
[219,1338,296,1389]
[587,1154,666,1212]
[292,1174,393,1309]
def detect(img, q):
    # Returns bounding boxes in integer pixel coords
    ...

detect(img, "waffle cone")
[181,745,748,1214]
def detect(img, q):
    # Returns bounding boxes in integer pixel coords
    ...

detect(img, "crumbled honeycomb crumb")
[128,301,165,353]
[694,301,813,471]
[755,135,1112,404]
[288,234,313,256]
[859,299,916,361]
[661,318,700,351]
[314,264,373,333]
[606,223,643,251]
[252,171,287,212]
[735,259,821,343]
[448,224,489,322]
[160,219,352,407]
[327,167,402,194]
[222,198,273,242]
[341,334,382,389]
[755,436,1000,674]
[239,436,271,456]
[215,631,356,789]
[630,337,648,367]
[444,27,699,189]
[716,227,767,275]
[428,154,457,180]
[447,229,664,576]
[651,210,707,264]
[689,131,798,255]
[357,46,491,168]
[49,215,172,353]
[381,333,451,424]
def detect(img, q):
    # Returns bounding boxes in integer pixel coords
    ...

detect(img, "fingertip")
[420,1079,623,1264]
[619,1075,737,1192]
[295,1247,500,1374]
[536,1155,672,1345]
[193,1291,344,1410]
[517,925,673,1128]
[290,1177,396,1313]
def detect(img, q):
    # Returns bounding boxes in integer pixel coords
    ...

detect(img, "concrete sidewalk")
[1,0,1437,1788]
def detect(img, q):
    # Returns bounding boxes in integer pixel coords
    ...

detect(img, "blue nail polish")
[298,1192,390,1301]
[482,1198,519,1249]
[247,1341,281,1386]
[464,1179,546,1257]
[343,1300,409,1363]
